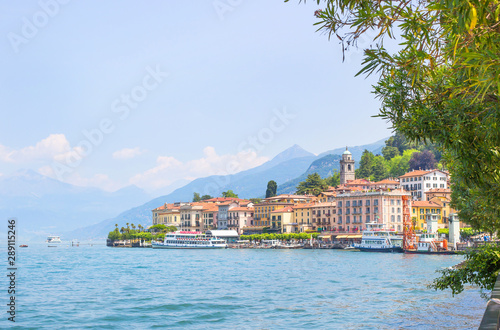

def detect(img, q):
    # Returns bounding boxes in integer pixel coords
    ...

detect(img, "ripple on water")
[12,245,484,329]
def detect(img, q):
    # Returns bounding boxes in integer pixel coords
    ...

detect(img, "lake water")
[4,244,485,329]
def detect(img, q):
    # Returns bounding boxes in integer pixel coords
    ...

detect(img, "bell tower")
[340,147,355,184]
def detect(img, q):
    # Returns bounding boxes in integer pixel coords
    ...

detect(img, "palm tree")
[115,223,118,229]
[120,227,125,234]
[138,224,143,232]
[131,223,136,231]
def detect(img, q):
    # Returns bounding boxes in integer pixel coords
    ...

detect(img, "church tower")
[339,147,355,184]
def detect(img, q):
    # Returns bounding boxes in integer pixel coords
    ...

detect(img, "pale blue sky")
[0,1,391,194]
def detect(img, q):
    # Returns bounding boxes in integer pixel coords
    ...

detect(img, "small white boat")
[354,223,403,253]
[46,235,62,247]
[152,231,227,249]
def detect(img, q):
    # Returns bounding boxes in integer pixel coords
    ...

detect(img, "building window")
[346,201,351,207]
[374,199,378,206]
[366,200,370,206]
[338,201,342,207]
[366,215,370,222]
[391,215,395,222]
[397,215,401,222]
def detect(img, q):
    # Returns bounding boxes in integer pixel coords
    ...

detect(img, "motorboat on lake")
[46,235,62,247]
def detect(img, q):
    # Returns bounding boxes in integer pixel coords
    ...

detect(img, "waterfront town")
[150,148,458,241]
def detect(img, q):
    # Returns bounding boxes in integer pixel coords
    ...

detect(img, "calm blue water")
[3,244,485,329]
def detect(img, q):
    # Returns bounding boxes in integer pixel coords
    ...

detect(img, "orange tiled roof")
[202,204,219,212]
[399,170,431,178]
[292,203,315,210]
[345,179,372,185]
[412,201,442,208]
[230,206,254,212]
[372,179,400,185]
[271,206,294,213]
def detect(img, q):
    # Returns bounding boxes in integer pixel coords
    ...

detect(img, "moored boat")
[46,235,62,247]
[152,231,227,249]
[19,244,28,248]
[404,232,457,254]
[354,223,403,253]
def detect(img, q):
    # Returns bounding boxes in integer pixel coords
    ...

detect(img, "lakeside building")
[270,207,295,233]
[335,189,411,233]
[152,203,184,226]
[311,202,336,231]
[317,191,336,203]
[180,203,204,232]
[293,203,315,232]
[370,179,400,190]
[411,200,444,230]
[202,203,219,231]
[217,200,253,230]
[252,194,315,231]
[227,206,254,234]
[399,169,449,200]
[426,188,452,201]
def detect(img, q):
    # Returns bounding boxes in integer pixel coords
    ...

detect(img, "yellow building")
[292,203,315,232]
[254,202,293,227]
[411,200,444,230]
[268,206,295,233]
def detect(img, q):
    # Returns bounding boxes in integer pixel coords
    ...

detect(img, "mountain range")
[64,137,387,240]
[0,138,388,241]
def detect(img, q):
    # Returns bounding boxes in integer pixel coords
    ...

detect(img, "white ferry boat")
[354,223,403,253]
[152,231,227,249]
[46,235,62,247]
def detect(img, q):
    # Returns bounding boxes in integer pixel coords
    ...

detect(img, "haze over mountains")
[65,137,387,240]
[1,138,387,241]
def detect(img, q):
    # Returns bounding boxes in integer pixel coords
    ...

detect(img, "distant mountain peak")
[270,145,315,164]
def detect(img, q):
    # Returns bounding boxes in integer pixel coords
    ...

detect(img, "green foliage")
[266,180,278,198]
[149,224,167,232]
[437,228,449,236]
[356,150,375,179]
[296,173,328,196]
[460,228,476,239]
[371,155,388,181]
[387,149,418,177]
[108,229,121,240]
[249,198,263,204]
[222,190,238,198]
[240,233,317,241]
[325,170,340,187]
[193,192,201,202]
[429,244,500,296]
[201,194,213,200]
[382,146,399,161]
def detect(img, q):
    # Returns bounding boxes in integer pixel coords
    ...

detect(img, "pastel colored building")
[227,206,254,234]
[293,203,315,232]
[411,200,444,230]
[180,203,204,232]
[335,189,411,233]
[399,169,449,200]
[202,203,219,231]
[271,207,295,233]
[311,202,336,231]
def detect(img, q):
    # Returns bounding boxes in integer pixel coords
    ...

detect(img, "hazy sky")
[0,1,392,194]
